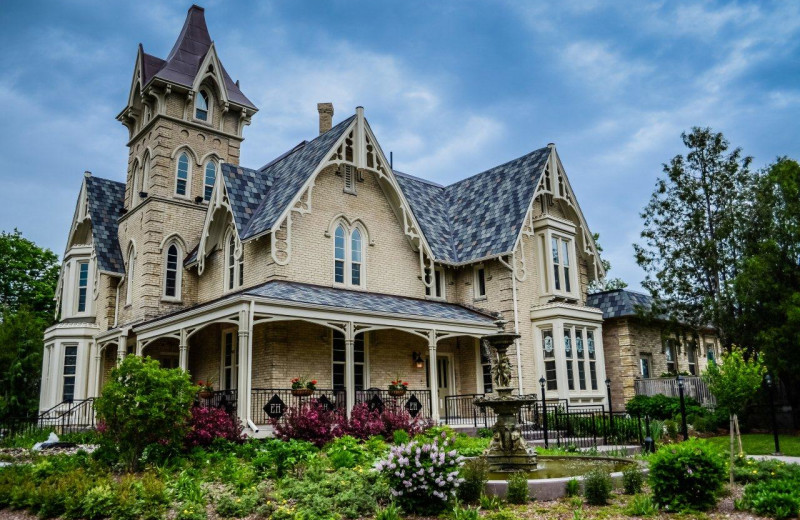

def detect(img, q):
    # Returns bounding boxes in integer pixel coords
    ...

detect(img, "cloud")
[560,41,652,96]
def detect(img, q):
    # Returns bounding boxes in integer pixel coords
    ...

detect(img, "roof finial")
[84,171,92,177]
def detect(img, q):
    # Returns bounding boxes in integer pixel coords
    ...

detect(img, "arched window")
[195,90,209,121]
[332,222,365,287]
[131,161,141,205]
[334,225,346,284]
[224,229,243,291]
[141,154,150,194]
[204,161,216,201]
[126,244,135,305]
[163,242,182,299]
[176,152,190,196]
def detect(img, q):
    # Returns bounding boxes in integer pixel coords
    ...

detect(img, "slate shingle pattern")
[395,147,551,263]
[585,289,654,319]
[245,280,496,324]
[84,176,126,274]
[220,163,274,235]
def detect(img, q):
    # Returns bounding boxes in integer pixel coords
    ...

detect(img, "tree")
[635,128,755,350]
[703,348,766,485]
[0,229,60,322]
[735,158,800,425]
[587,232,628,294]
[0,309,46,418]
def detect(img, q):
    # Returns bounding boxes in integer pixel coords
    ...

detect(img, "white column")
[237,308,251,426]
[39,344,52,410]
[49,342,61,405]
[345,322,356,416]
[178,329,189,371]
[85,341,97,399]
[93,344,105,397]
[428,330,440,423]
[116,335,127,365]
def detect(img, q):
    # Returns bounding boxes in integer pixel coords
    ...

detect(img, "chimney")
[317,103,334,134]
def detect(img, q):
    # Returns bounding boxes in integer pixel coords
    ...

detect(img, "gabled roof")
[84,176,126,274]
[234,115,355,240]
[219,164,274,236]
[140,5,255,109]
[585,289,653,319]
[395,147,551,263]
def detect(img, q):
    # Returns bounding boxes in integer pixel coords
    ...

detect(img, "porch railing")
[197,389,238,415]
[251,388,346,426]
[634,376,716,406]
[354,389,433,421]
[0,398,97,442]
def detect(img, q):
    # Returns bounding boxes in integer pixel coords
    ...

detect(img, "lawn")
[705,433,800,456]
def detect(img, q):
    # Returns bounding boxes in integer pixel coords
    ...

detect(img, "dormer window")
[195,90,209,121]
[551,236,572,293]
[534,216,578,301]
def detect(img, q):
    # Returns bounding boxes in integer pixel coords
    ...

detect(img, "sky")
[1,0,798,290]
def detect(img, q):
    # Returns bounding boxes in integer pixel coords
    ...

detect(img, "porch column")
[86,341,97,398]
[428,330,440,423]
[237,307,252,426]
[116,334,127,365]
[345,323,356,416]
[93,344,106,397]
[178,329,189,371]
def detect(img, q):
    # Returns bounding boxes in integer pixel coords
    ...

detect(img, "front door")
[221,330,238,390]
[435,355,453,412]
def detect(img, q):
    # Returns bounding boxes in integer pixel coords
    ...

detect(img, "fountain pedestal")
[475,331,538,472]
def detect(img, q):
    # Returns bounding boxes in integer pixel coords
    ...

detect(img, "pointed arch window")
[332,222,365,287]
[224,229,244,292]
[195,90,209,121]
[163,241,182,300]
[176,153,190,196]
[204,161,216,201]
[141,154,150,195]
[131,161,141,205]
[125,244,136,305]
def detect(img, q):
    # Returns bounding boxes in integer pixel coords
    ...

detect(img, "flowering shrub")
[343,403,430,440]
[649,438,727,511]
[185,406,245,447]
[271,400,342,447]
[374,431,464,514]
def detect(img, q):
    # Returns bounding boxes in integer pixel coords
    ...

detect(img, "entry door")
[436,355,452,411]
[221,331,238,390]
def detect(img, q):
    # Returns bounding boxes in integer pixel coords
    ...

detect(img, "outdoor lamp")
[766,373,773,387]
[412,351,423,369]
[677,374,684,388]
[605,378,611,389]
[539,376,546,388]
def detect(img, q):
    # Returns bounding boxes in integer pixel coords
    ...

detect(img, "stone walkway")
[748,454,800,464]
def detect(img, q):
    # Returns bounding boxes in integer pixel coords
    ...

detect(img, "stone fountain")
[475,323,538,472]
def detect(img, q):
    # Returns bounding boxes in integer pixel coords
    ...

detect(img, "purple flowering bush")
[271,400,343,447]
[185,406,245,447]
[374,431,464,514]
[343,404,430,440]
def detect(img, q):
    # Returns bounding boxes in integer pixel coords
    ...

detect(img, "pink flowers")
[185,406,245,447]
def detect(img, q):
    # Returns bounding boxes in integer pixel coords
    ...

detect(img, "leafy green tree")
[735,158,800,424]
[95,356,196,469]
[0,229,60,321]
[587,232,628,294]
[635,128,756,350]
[704,348,766,484]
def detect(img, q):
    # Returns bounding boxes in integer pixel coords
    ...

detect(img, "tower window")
[125,244,135,305]
[204,161,216,201]
[76,261,89,313]
[176,153,190,196]
[164,243,181,299]
[195,90,209,121]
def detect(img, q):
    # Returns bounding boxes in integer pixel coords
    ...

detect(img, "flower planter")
[292,388,314,397]
[388,389,407,397]
[198,390,213,399]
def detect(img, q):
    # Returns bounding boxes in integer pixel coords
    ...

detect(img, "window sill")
[161,297,183,304]
[473,296,487,303]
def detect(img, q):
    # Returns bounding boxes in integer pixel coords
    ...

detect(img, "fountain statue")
[475,321,538,472]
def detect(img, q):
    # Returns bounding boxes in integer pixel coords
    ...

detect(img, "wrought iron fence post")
[766,374,781,455]
[677,375,689,441]
[539,376,548,449]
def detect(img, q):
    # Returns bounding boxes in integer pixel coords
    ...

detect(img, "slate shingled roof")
[140,5,255,109]
[219,164,274,236]
[585,289,654,319]
[245,281,497,324]
[395,147,551,263]
[84,176,126,274]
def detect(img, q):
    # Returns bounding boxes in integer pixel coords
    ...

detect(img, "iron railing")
[251,388,346,425]
[354,388,432,421]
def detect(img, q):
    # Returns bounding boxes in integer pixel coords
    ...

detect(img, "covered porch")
[123,281,499,430]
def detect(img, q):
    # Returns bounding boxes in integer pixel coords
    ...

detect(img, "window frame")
[76,260,89,314]
[332,330,368,391]
[425,266,446,300]
[125,244,136,306]
[664,339,678,374]
[640,355,652,378]
[203,160,216,202]
[332,221,366,288]
[562,324,601,395]
[223,228,243,292]
[175,152,192,198]
[62,344,78,402]
[687,342,698,375]
[473,264,487,300]
[219,328,238,391]
[162,241,183,301]
[195,89,211,122]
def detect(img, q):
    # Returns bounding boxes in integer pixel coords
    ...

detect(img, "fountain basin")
[482,455,646,501]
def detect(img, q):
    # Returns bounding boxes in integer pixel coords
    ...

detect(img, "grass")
[704,433,800,457]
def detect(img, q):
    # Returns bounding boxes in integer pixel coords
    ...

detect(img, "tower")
[114,5,257,322]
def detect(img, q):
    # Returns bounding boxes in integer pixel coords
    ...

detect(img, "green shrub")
[733,455,800,484]
[175,501,207,520]
[622,465,644,495]
[375,502,403,520]
[506,471,530,504]
[112,471,167,520]
[324,435,368,469]
[565,478,581,497]
[649,438,727,511]
[663,419,678,439]
[81,484,116,520]
[458,458,489,503]
[452,433,490,457]
[94,356,196,469]
[450,503,480,520]
[214,486,260,518]
[392,429,410,445]
[582,469,612,506]
[169,469,205,504]
[738,479,800,520]
[625,394,705,421]
[484,510,521,520]
[252,438,317,478]
[624,494,657,517]
[479,493,503,510]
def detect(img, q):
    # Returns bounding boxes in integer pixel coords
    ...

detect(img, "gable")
[83,176,126,274]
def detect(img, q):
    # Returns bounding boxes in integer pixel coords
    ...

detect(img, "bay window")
[542,329,557,391]
[62,345,77,402]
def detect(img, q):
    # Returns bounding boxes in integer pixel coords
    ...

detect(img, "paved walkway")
[748,454,800,464]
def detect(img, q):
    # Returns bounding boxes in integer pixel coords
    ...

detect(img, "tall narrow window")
[350,228,362,286]
[687,343,697,375]
[562,240,571,293]
[564,328,574,390]
[474,265,486,299]
[176,153,190,196]
[576,329,587,390]
[665,340,677,374]
[164,244,179,298]
[126,245,135,305]
[587,330,597,390]
[62,345,77,402]
[77,261,89,313]
[706,343,716,364]
[221,331,237,390]
[551,237,561,291]
[132,163,141,204]
[480,348,493,393]
[425,267,445,298]
[332,331,365,391]
[640,356,651,378]
[142,154,150,194]
[195,90,209,121]
[204,161,216,201]
[226,232,236,291]
[551,236,572,294]
[334,225,346,284]
[542,329,557,391]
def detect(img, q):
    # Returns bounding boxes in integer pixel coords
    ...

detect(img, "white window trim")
[203,160,217,202]
[193,88,213,125]
[561,324,600,395]
[473,263,487,301]
[174,152,192,199]
[125,244,136,306]
[331,331,370,391]
[223,228,243,293]
[219,327,238,390]
[425,266,446,300]
[332,221,367,289]
[61,343,79,402]
[75,260,90,315]
[161,241,183,302]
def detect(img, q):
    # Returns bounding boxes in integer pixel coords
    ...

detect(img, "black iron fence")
[354,388,432,421]
[197,389,238,415]
[251,388,346,425]
[0,398,97,443]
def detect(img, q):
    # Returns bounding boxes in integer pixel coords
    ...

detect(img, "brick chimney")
[317,103,334,134]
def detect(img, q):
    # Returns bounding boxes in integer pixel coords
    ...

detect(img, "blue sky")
[1,1,798,289]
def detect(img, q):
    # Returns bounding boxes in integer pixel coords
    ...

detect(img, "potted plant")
[388,378,409,397]
[291,376,317,397]
[197,379,214,399]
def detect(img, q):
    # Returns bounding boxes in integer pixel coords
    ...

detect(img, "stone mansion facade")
[39,5,718,431]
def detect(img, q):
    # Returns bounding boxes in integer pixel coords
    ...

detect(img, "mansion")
[40,5,719,432]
